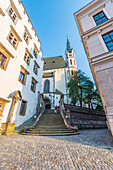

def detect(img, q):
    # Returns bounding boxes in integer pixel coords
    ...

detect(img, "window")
[33,61,39,75]
[74,60,76,65]
[8,33,17,48]
[0,52,6,69]
[70,59,72,65]
[18,65,29,85]
[24,53,30,66]
[93,11,108,26]
[53,61,55,63]
[71,70,74,75]
[33,44,39,59]
[19,100,27,116]
[24,32,29,44]
[7,26,22,50]
[31,77,38,93]
[33,49,37,58]
[102,31,113,51]
[44,80,50,93]
[8,7,17,23]
[0,42,14,71]
[19,72,25,84]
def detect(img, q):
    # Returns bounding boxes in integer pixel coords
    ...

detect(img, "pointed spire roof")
[66,36,71,52]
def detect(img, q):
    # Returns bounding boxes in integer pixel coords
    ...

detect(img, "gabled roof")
[43,56,66,70]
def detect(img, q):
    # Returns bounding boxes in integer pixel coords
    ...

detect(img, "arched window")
[44,80,50,93]
[70,59,72,65]
[71,70,74,75]
[74,60,76,65]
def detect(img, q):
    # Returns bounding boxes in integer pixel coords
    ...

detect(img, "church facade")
[41,38,77,109]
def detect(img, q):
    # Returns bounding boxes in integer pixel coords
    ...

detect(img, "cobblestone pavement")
[0,129,113,170]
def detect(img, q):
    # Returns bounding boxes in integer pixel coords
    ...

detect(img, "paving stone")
[0,129,113,170]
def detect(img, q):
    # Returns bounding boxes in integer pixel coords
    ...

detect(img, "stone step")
[28,128,71,132]
[25,130,74,134]
[21,132,79,136]
[21,109,78,136]
[31,125,67,128]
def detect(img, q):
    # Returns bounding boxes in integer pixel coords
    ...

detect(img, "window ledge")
[83,17,113,37]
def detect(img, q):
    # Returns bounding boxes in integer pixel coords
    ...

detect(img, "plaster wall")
[0,0,43,127]
[79,0,113,33]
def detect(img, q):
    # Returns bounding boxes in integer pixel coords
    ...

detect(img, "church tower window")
[70,59,72,65]
[44,80,50,93]
[74,60,76,65]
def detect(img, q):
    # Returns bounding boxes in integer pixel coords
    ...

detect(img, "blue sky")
[21,0,93,80]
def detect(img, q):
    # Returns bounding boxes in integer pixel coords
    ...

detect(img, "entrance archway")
[44,98,51,109]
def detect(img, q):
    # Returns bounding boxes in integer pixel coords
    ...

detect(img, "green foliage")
[67,70,103,110]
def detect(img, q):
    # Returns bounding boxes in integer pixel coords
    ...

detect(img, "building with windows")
[41,38,77,109]
[74,0,113,135]
[0,0,43,128]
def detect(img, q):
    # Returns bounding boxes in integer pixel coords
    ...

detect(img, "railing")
[59,96,78,132]
[16,94,45,132]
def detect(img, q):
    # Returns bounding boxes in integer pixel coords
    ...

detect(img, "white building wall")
[0,0,43,127]
[75,0,113,135]
[79,0,113,33]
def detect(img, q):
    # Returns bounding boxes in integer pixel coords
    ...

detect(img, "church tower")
[65,36,77,75]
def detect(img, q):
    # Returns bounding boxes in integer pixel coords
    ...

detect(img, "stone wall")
[64,104,107,129]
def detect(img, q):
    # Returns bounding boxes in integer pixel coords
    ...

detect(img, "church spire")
[67,36,71,52]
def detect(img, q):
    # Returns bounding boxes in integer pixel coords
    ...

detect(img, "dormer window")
[93,11,108,26]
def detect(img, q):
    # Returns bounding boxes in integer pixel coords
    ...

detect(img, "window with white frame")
[8,32,18,49]
[102,31,113,51]
[8,7,17,24]
[33,61,38,75]
[33,48,37,58]
[0,52,6,68]
[93,11,108,26]
[24,53,30,66]
[31,77,37,93]
[24,32,29,44]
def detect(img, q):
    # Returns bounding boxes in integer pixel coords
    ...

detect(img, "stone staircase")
[21,109,78,136]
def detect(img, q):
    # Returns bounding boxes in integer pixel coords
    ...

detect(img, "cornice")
[82,18,113,38]
[75,0,108,16]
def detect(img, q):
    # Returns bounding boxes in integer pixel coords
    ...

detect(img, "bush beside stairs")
[21,109,78,136]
